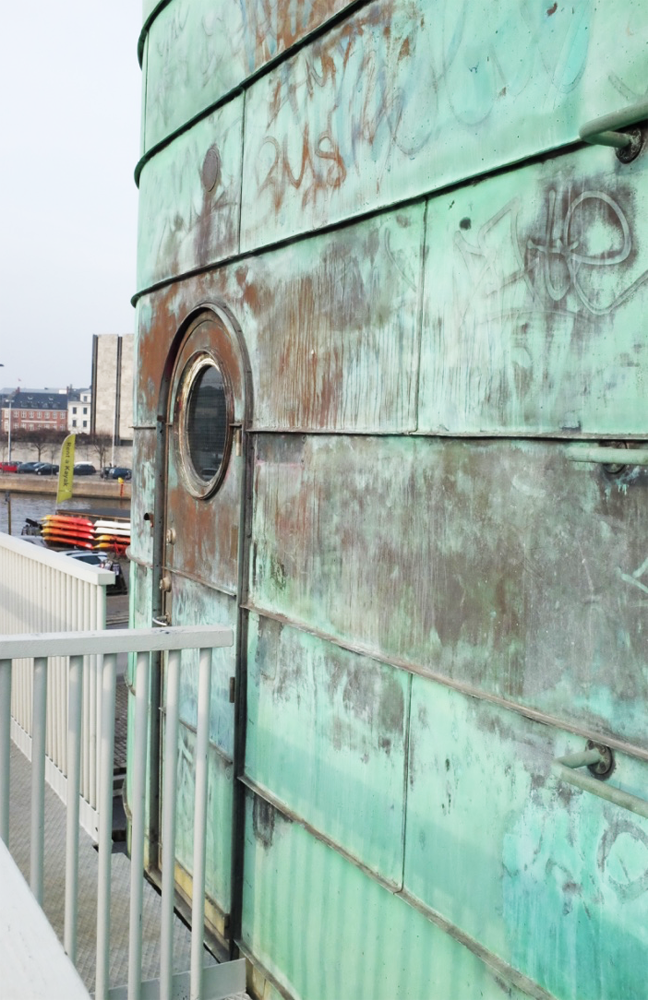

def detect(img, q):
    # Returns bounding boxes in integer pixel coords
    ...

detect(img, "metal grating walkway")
[8,744,248,998]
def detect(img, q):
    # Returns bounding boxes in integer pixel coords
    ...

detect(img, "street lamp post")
[7,396,13,463]
[0,366,15,464]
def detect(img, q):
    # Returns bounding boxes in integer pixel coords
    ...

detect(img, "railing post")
[190,648,213,1000]
[64,655,84,965]
[96,653,117,1000]
[0,625,234,998]
[128,650,151,1000]
[0,658,11,846]
[30,656,48,904]
[160,649,182,1000]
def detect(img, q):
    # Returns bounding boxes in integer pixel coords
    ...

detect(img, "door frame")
[146,300,253,944]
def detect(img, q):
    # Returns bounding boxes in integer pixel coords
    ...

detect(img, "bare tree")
[9,428,35,460]
[17,428,67,462]
[81,433,113,470]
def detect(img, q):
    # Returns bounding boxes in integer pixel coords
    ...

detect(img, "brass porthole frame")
[172,349,233,500]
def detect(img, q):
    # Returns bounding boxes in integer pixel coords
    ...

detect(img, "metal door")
[159,304,249,952]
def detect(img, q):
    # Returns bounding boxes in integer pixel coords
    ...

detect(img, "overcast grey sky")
[1,4,142,391]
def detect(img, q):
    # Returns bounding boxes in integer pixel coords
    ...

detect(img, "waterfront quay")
[0,473,131,501]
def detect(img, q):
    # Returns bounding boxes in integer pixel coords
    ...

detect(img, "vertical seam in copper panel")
[399,672,413,892]
[237,87,246,257]
[140,33,150,163]
[412,199,429,434]
[137,0,173,66]
[229,329,255,958]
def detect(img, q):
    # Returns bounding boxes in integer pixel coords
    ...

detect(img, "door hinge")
[229,677,236,703]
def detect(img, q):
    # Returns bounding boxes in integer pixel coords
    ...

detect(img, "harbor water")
[0,492,130,536]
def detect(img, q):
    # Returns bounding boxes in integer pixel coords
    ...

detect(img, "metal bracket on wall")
[565,446,648,468]
[580,99,648,161]
[553,744,648,821]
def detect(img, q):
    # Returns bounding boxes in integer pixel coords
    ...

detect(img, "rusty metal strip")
[242,604,648,764]
[398,890,558,1000]
[233,940,296,1000]
[162,565,237,599]
[132,137,582,304]
[139,859,232,963]
[240,775,403,894]
[247,426,648,439]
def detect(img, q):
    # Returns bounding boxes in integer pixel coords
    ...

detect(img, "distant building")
[67,388,92,433]
[90,335,134,445]
[0,390,68,434]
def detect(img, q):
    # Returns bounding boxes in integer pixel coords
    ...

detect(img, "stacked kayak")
[41,514,96,550]
[94,519,130,555]
[40,514,131,553]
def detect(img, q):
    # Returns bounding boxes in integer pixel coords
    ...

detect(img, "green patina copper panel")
[137,97,242,289]
[129,428,155,568]
[241,791,537,1000]
[170,577,236,756]
[240,0,647,248]
[246,613,408,882]
[142,0,161,23]
[170,723,233,916]
[139,32,149,157]
[136,206,422,431]
[250,434,648,745]
[129,563,153,632]
[406,677,648,1000]
[229,205,423,432]
[420,142,648,436]
[142,0,354,150]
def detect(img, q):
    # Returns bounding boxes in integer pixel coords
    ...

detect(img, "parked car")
[16,462,42,474]
[103,466,132,480]
[0,461,18,472]
[36,463,59,475]
[73,462,97,476]
[58,549,109,566]
[58,548,127,593]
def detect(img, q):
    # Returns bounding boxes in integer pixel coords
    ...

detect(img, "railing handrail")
[0,533,115,585]
[0,625,233,659]
[0,624,241,1000]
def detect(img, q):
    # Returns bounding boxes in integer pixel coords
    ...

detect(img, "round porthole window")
[175,352,231,498]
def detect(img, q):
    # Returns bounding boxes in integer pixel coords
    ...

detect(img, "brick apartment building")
[0,391,69,434]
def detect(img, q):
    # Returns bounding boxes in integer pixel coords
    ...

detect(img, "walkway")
[8,745,249,997]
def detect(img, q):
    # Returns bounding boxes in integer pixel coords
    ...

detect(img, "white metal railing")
[0,625,246,1000]
[0,533,114,836]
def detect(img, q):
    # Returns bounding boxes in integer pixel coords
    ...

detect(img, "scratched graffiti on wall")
[455,189,648,319]
[239,0,647,246]
[144,0,352,148]
[503,790,648,998]
[419,148,648,435]
[137,101,243,288]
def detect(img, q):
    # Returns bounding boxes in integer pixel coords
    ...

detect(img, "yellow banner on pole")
[56,434,76,506]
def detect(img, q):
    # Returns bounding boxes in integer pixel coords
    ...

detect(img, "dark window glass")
[186,364,227,482]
